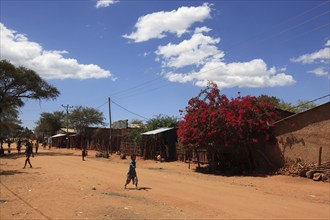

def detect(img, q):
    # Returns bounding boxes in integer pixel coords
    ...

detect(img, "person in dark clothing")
[82,144,87,161]
[35,140,39,155]
[17,139,22,154]
[124,155,138,189]
[23,141,34,168]
[7,139,11,154]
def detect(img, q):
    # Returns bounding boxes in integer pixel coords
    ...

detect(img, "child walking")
[124,155,138,189]
[23,141,34,168]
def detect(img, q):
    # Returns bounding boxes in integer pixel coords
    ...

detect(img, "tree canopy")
[0,60,60,138]
[257,94,317,113]
[68,106,105,135]
[0,60,60,112]
[146,114,179,130]
[178,82,279,171]
[34,111,65,137]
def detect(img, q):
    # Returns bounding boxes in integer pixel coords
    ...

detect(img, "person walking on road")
[23,141,34,168]
[124,155,138,190]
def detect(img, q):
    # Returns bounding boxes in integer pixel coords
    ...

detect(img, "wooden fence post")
[318,147,322,166]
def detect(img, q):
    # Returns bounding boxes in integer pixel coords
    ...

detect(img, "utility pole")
[62,104,73,148]
[108,97,112,156]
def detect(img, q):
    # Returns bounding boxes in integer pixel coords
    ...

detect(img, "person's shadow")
[126,186,152,191]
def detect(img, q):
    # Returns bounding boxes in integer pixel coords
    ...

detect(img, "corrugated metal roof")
[51,133,66,138]
[60,128,76,133]
[141,127,174,135]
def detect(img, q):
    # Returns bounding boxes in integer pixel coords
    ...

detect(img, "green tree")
[0,60,60,112]
[0,60,60,138]
[257,95,281,106]
[35,111,65,137]
[146,114,179,130]
[0,105,20,138]
[13,125,34,139]
[68,106,105,135]
[258,94,317,113]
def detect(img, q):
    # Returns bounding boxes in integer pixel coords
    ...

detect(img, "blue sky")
[1,0,329,130]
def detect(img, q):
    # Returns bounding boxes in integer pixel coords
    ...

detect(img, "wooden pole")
[108,97,112,155]
[318,147,322,166]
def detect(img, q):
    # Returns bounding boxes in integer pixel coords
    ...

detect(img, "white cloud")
[291,40,330,64]
[307,67,329,77]
[164,59,295,88]
[155,26,295,88]
[325,40,330,47]
[122,3,212,42]
[291,48,330,64]
[96,0,118,8]
[155,27,223,68]
[0,23,115,80]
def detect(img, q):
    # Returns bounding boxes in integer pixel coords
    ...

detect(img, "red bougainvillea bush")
[178,82,279,171]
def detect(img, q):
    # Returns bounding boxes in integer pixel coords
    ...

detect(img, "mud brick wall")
[266,102,330,166]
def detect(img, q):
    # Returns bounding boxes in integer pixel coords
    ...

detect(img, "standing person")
[35,140,39,155]
[0,138,4,156]
[124,155,138,190]
[42,140,47,150]
[23,141,34,168]
[17,139,22,154]
[7,139,11,154]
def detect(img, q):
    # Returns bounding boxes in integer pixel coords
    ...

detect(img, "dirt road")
[1,147,329,219]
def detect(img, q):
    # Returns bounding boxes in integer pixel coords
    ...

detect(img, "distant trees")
[127,115,179,147]
[68,106,105,135]
[146,114,179,130]
[34,111,65,137]
[0,60,60,138]
[257,94,317,113]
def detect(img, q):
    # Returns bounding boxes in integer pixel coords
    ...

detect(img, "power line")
[282,22,330,43]
[107,2,329,100]
[293,94,330,110]
[112,80,173,100]
[111,99,149,120]
[110,76,165,98]
[225,1,329,50]
[96,101,108,110]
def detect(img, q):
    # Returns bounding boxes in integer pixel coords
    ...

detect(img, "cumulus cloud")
[164,59,295,88]
[325,40,330,47]
[307,67,329,77]
[0,23,115,80]
[291,40,330,64]
[122,3,212,42]
[155,27,223,68]
[96,0,118,8]
[155,26,295,88]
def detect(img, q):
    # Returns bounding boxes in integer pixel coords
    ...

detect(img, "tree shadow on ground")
[33,151,76,157]
[0,154,23,160]
[1,151,76,159]
[0,169,28,176]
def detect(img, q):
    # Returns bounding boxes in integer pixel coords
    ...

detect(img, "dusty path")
[1,147,329,219]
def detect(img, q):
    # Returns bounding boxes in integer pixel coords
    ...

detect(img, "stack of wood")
[277,159,330,182]
[305,161,330,182]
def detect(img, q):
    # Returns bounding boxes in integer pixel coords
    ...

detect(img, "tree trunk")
[194,148,201,168]
[247,145,256,171]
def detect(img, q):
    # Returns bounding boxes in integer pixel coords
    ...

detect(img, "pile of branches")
[277,158,330,182]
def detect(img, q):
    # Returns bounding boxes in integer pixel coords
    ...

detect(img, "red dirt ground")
[1,145,329,219]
